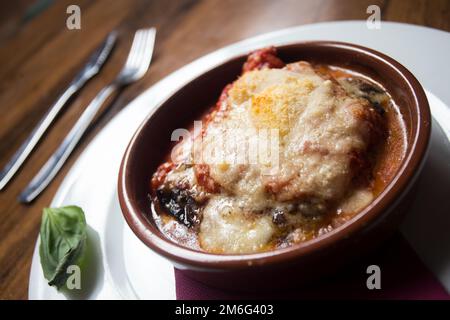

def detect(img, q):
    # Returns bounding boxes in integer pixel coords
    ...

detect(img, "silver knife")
[0,31,117,190]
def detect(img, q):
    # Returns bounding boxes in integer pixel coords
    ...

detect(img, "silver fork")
[19,28,156,203]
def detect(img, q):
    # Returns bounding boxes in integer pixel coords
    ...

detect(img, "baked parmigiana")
[151,47,406,254]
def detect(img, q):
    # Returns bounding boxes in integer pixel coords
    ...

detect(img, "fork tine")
[134,28,156,75]
[134,31,150,73]
[142,29,156,64]
[130,29,154,73]
[117,27,156,82]
[124,30,144,69]
[127,30,148,68]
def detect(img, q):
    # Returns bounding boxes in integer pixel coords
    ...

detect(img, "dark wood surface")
[0,0,449,300]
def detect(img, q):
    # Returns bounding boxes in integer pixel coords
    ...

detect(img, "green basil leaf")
[39,206,87,290]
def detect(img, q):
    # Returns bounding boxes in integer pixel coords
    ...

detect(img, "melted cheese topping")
[199,197,274,253]
[196,62,378,253]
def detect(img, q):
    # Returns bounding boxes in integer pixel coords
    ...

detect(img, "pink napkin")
[175,233,449,299]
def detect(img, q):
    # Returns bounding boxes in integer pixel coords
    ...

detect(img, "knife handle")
[0,81,84,190]
[19,84,117,203]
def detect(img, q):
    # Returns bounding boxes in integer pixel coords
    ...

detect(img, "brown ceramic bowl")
[118,41,431,291]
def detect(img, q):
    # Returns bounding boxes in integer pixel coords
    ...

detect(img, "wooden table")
[0,0,449,300]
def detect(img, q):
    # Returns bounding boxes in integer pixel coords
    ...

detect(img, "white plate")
[28,21,450,299]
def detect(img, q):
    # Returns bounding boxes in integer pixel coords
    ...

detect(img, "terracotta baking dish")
[118,42,431,291]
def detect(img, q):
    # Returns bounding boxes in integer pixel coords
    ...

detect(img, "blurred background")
[0,0,449,300]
